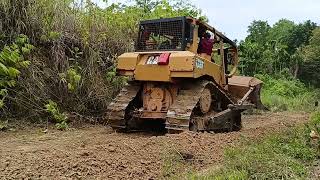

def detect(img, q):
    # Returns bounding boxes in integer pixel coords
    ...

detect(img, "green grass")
[261,91,318,112]
[161,77,320,179]
[256,74,320,112]
[187,112,320,180]
[161,147,196,179]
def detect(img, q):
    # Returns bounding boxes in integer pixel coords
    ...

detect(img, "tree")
[287,21,317,77]
[287,20,317,53]
[239,19,318,80]
[246,20,271,46]
[133,0,160,13]
[299,28,320,87]
[239,21,271,76]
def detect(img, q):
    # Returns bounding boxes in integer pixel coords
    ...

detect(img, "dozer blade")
[228,76,266,110]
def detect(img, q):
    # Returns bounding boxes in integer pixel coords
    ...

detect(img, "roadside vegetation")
[238,19,320,112]
[0,0,204,128]
[191,25,320,176]
[0,0,319,129]
[0,0,320,179]
[257,74,320,112]
[189,112,320,179]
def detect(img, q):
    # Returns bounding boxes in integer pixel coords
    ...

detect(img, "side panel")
[117,51,226,87]
[171,72,193,78]
[193,56,225,86]
[117,53,139,71]
[135,65,171,81]
[169,52,194,71]
[134,51,195,81]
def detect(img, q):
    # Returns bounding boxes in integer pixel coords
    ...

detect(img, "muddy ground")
[0,112,310,179]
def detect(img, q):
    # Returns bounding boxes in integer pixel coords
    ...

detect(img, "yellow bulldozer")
[106,16,265,132]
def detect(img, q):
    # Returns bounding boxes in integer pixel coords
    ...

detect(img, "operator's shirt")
[199,38,214,55]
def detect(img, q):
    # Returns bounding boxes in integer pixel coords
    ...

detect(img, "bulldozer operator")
[198,32,215,62]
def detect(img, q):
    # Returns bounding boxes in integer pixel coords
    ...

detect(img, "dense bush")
[0,0,204,122]
[299,28,320,88]
[45,100,68,130]
[308,112,320,152]
[0,35,33,108]
[256,74,319,111]
[239,20,317,78]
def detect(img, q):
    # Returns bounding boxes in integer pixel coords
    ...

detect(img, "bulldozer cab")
[136,16,239,78]
[136,17,191,51]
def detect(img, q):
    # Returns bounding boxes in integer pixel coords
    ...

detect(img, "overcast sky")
[92,0,320,40]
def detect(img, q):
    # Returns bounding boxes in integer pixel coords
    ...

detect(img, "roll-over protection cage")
[136,17,193,52]
[135,16,237,52]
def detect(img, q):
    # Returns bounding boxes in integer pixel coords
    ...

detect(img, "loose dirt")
[0,112,310,179]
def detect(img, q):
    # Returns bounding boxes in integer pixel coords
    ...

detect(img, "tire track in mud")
[0,112,309,179]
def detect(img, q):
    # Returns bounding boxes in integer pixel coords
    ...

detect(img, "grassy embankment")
[192,76,320,179]
[190,112,320,179]
[163,76,320,179]
[257,74,319,112]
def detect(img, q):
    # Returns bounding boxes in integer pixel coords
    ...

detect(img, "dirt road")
[0,112,309,179]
